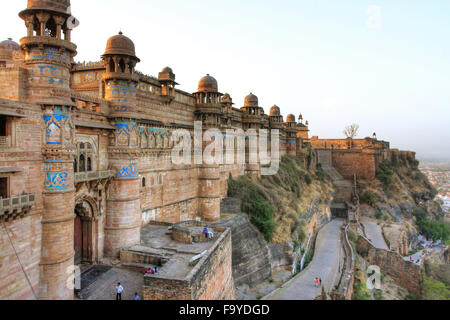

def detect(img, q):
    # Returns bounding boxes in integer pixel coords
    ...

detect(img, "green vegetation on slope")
[376,161,395,189]
[228,175,276,241]
[422,276,450,300]
[227,154,333,243]
[413,208,450,242]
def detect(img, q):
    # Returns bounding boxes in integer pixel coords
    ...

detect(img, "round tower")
[240,93,264,179]
[193,75,222,222]
[101,33,142,256]
[285,114,297,156]
[19,0,78,300]
[101,32,140,116]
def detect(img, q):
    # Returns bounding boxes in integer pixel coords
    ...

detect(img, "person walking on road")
[116,282,123,301]
[319,278,322,287]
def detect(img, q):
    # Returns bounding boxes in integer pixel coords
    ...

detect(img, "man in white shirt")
[116,282,124,300]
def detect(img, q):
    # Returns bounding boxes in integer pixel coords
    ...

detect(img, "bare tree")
[343,124,359,139]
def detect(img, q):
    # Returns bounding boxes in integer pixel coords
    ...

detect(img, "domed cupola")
[194,74,222,106]
[0,38,20,51]
[269,105,280,116]
[286,114,296,123]
[242,93,263,116]
[19,0,77,41]
[198,74,218,92]
[103,32,139,60]
[158,66,178,100]
[269,104,283,126]
[102,32,140,76]
[21,0,72,15]
[244,93,258,108]
[0,38,20,62]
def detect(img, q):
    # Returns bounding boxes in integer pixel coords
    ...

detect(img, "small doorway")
[0,177,8,198]
[74,201,94,265]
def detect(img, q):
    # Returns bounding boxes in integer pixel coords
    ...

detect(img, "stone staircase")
[316,149,354,219]
[322,165,353,203]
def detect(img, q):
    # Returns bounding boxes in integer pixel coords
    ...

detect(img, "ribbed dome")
[25,0,71,14]
[0,39,19,51]
[221,93,232,103]
[269,105,280,116]
[286,114,296,123]
[244,93,258,107]
[103,32,138,59]
[198,74,218,92]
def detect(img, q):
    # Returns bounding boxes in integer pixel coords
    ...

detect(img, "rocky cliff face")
[214,198,272,287]
[358,159,440,252]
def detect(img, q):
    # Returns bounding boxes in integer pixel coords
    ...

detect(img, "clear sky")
[2,1,450,159]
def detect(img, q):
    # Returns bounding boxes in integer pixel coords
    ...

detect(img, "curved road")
[361,218,389,250]
[264,219,344,300]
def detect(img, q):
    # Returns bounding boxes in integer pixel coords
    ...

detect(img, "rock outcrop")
[213,198,272,287]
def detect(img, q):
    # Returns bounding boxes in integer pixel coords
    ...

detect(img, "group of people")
[203,227,214,239]
[146,267,159,275]
[314,277,322,288]
[114,283,141,301]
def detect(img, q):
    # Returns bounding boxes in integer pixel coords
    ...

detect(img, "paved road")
[263,219,344,300]
[361,218,389,250]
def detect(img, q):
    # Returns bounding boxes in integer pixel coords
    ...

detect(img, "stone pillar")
[54,16,66,39]
[40,106,75,300]
[64,29,71,41]
[36,13,50,36]
[104,157,141,256]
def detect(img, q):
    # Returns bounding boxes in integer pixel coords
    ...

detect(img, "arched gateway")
[74,196,99,265]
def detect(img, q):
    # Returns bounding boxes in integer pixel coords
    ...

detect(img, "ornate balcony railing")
[74,170,115,184]
[0,136,11,148]
[0,193,36,222]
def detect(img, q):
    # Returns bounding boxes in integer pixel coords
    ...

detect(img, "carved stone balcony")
[75,170,115,184]
[0,136,11,148]
[0,193,36,222]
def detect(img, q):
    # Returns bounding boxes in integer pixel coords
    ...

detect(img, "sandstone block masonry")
[356,236,421,295]
[142,228,235,300]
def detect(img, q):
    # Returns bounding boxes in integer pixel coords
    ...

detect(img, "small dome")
[286,114,296,123]
[0,38,19,51]
[221,93,232,103]
[103,32,138,59]
[161,66,173,73]
[24,0,71,15]
[269,105,280,116]
[244,93,258,107]
[198,74,218,92]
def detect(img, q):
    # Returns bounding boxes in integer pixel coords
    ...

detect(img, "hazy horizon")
[1,0,449,159]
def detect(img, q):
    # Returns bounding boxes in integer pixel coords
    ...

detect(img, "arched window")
[79,154,86,172]
[109,58,115,72]
[45,17,57,37]
[87,157,92,172]
[142,177,146,188]
[128,62,134,74]
[74,159,78,173]
[119,59,126,73]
